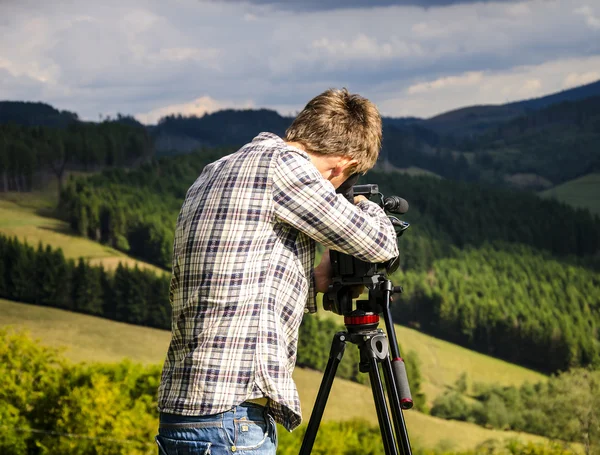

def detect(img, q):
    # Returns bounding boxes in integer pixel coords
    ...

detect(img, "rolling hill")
[422,79,600,136]
[0,298,551,452]
[540,173,600,216]
[0,298,545,408]
[0,192,166,275]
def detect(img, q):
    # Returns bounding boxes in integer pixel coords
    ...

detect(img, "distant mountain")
[382,95,600,188]
[2,79,599,189]
[511,79,600,110]
[467,95,600,184]
[152,111,424,155]
[422,79,600,137]
[0,101,148,132]
[151,109,293,154]
[381,116,422,128]
[0,101,79,127]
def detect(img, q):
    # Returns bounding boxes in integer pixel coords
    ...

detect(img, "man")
[156,88,399,455]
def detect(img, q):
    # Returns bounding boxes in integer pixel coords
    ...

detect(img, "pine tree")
[71,258,103,315]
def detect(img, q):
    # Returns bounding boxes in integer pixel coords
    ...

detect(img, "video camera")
[323,179,410,316]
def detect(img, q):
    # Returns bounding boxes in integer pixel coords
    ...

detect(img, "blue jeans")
[156,403,277,455]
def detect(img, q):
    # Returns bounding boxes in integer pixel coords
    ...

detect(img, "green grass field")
[0,298,558,452]
[0,192,166,275]
[540,173,600,216]
[314,298,546,405]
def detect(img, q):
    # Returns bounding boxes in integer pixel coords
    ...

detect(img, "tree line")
[57,153,600,272]
[430,370,599,455]
[369,170,600,263]
[58,148,231,268]
[0,120,153,194]
[0,235,171,328]
[390,243,600,373]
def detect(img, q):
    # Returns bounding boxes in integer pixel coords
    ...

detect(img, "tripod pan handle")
[392,357,413,410]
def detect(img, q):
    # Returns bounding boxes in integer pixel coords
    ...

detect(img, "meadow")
[0,298,556,453]
[540,173,600,216]
[0,193,166,275]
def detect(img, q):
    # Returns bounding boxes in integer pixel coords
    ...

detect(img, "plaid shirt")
[157,133,399,431]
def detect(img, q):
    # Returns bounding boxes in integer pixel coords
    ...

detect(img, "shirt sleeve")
[272,150,399,263]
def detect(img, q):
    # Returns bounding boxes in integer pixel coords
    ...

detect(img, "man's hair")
[285,88,382,175]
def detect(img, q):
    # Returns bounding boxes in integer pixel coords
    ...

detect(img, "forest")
[0,116,153,193]
[23,140,598,374]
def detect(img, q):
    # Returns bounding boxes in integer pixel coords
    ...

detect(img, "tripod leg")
[299,331,347,455]
[382,356,413,455]
[362,335,399,455]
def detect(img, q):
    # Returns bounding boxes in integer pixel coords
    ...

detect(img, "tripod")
[299,278,413,455]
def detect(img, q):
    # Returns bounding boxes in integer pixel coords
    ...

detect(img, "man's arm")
[272,150,399,263]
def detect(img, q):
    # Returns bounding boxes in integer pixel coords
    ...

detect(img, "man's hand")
[314,250,332,293]
[354,195,368,204]
[314,250,365,298]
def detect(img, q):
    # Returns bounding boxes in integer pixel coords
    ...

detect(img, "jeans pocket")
[232,417,272,451]
[156,435,212,455]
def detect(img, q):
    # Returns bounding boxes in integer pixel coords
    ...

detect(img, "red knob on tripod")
[344,313,380,326]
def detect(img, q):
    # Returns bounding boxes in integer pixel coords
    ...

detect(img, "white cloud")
[518,78,542,98]
[375,55,600,118]
[506,2,531,18]
[563,71,600,89]
[135,95,254,124]
[407,72,484,94]
[311,34,420,61]
[574,5,600,30]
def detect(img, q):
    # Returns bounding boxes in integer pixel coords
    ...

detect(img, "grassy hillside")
[314,299,546,405]
[0,297,545,404]
[540,173,600,216]
[0,192,166,275]
[0,298,553,452]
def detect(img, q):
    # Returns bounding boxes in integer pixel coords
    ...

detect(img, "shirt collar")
[252,132,309,159]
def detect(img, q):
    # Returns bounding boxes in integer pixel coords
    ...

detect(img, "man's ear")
[330,157,358,180]
[341,158,359,176]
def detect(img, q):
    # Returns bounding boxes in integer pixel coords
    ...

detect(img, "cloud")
[135,95,254,124]
[407,72,483,94]
[311,34,422,61]
[563,71,600,89]
[574,5,600,30]
[207,0,517,12]
[0,0,599,121]
[375,56,600,118]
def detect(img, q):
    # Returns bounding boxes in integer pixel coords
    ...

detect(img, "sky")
[0,0,599,124]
